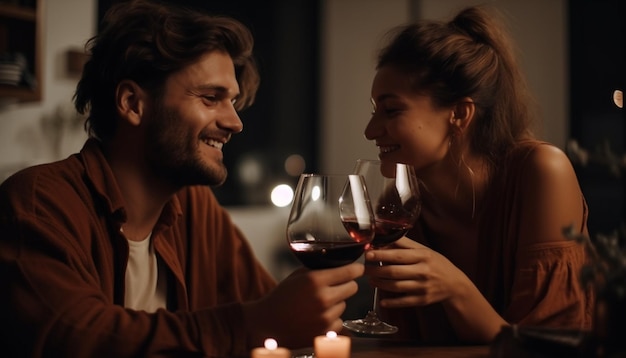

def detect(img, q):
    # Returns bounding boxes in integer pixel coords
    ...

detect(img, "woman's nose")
[364,116,382,140]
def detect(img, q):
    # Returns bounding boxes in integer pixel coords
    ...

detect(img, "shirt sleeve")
[0,180,277,357]
[504,240,595,330]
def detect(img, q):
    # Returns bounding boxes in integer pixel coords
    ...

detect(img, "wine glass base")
[342,311,398,335]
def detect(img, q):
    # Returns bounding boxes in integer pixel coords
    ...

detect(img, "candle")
[251,338,291,358]
[314,331,351,358]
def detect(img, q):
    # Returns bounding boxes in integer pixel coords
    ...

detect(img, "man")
[0,1,363,357]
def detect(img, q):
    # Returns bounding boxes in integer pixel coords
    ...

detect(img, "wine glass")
[287,174,375,270]
[343,159,422,335]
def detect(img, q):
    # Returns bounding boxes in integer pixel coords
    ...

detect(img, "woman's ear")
[115,80,147,127]
[452,98,475,131]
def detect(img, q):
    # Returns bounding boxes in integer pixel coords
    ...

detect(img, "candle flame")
[326,331,337,339]
[264,338,278,350]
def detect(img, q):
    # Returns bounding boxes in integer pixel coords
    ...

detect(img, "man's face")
[144,51,243,187]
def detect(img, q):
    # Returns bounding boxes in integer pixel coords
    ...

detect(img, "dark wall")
[97,0,321,206]
[569,0,625,235]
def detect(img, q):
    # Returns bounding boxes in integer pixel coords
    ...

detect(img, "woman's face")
[365,65,453,171]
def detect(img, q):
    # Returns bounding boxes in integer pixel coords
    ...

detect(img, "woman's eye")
[384,108,400,116]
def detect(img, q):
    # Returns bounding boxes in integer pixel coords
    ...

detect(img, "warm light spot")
[311,185,321,201]
[264,338,278,350]
[284,154,306,176]
[614,90,623,109]
[237,156,264,186]
[271,184,294,207]
[326,331,338,339]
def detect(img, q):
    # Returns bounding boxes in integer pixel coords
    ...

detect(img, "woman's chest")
[419,213,480,281]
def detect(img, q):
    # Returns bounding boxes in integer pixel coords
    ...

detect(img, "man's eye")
[231,98,238,105]
[201,95,218,105]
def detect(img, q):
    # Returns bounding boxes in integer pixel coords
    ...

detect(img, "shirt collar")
[79,138,182,228]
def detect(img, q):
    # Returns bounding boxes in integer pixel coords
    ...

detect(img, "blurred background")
[0,0,623,281]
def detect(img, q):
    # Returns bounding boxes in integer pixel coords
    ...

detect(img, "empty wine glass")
[286,174,375,270]
[342,159,421,335]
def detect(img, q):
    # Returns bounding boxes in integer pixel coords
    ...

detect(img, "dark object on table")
[489,325,594,358]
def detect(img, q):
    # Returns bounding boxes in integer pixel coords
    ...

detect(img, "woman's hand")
[364,237,469,308]
[365,237,508,342]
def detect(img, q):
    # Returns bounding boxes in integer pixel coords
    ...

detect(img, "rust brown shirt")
[0,138,277,357]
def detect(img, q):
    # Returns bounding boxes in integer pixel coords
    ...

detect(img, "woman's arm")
[365,144,590,343]
[365,238,508,342]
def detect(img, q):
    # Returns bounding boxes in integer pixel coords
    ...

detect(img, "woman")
[363,5,594,344]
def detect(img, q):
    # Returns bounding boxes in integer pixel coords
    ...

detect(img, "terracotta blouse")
[379,140,595,344]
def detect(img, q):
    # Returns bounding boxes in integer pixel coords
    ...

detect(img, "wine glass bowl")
[343,159,421,335]
[365,160,421,249]
[286,174,375,270]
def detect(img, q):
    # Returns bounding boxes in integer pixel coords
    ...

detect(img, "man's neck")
[104,142,176,241]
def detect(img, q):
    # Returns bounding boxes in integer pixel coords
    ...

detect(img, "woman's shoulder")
[502,140,572,176]
[514,141,575,181]
[512,140,586,245]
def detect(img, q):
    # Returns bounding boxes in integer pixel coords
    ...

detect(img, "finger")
[369,277,427,292]
[365,247,429,265]
[328,318,345,334]
[322,301,347,324]
[313,262,364,286]
[369,262,431,280]
[322,279,360,304]
[392,236,427,249]
[380,295,427,308]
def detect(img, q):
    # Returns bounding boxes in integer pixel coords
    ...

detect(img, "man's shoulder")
[0,156,90,216]
[2,156,84,192]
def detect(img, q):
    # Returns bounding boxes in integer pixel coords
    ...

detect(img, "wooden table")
[291,337,490,357]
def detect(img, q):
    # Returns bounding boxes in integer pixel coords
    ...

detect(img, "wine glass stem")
[372,287,380,314]
[371,260,383,314]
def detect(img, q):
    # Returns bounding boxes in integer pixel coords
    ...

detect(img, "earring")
[448,128,456,148]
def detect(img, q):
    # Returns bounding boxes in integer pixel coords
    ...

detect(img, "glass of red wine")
[286,174,375,270]
[342,159,421,335]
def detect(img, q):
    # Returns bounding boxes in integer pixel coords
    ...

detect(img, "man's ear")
[115,80,147,127]
[451,98,475,132]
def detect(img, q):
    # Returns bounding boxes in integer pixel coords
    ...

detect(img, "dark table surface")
[290,337,490,358]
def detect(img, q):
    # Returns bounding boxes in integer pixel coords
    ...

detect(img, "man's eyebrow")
[195,84,227,92]
[194,84,240,97]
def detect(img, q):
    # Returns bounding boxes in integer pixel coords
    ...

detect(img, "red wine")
[371,218,412,248]
[341,219,375,243]
[289,240,368,270]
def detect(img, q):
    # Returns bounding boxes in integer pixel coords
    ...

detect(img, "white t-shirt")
[124,233,167,312]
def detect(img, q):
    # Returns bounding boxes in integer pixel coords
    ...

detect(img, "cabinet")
[0,0,42,102]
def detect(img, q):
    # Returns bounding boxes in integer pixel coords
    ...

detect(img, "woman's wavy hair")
[377,6,537,167]
[73,0,260,141]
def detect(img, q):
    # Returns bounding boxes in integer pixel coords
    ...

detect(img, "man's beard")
[144,105,228,188]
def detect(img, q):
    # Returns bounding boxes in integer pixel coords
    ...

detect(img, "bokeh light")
[270,184,294,207]
[284,154,306,177]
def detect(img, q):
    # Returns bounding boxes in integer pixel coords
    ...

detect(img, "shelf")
[0,3,36,21]
[0,83,39,101]
[0,0,41,103]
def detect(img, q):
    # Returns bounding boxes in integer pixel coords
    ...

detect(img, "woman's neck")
[418,151,490,223]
